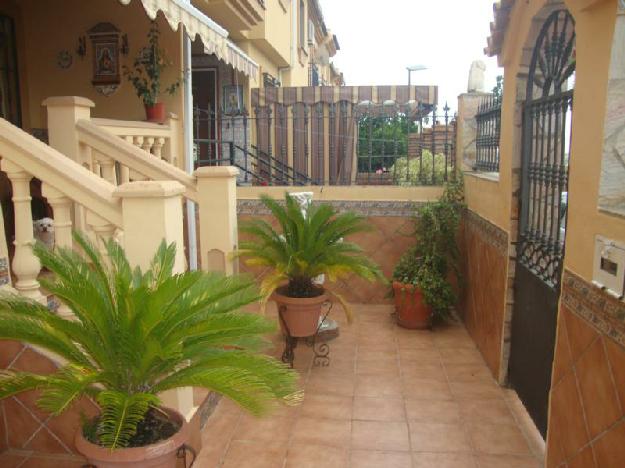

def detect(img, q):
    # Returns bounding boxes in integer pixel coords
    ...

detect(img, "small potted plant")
[392,177,463,329]
[238,193,383,337]
[124,21,180,123]
[0,232,299,468]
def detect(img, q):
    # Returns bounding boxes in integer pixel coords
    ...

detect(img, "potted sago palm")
[392,177,464,329]
[238,193,383,337]
[0,232,299,468]
[124,21,180,123]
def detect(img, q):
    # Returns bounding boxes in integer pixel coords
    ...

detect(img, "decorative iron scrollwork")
[519,9,575,290]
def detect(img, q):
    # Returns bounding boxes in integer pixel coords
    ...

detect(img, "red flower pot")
[144,103,166,123]
[393,281,433,329]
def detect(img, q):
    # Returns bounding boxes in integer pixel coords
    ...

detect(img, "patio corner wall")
[459,205,509,383]
[236,185,443,304]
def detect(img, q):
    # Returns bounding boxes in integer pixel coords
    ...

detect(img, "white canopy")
[119,0,259,81]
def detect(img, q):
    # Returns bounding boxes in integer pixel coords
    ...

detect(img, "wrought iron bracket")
[278,300,333,369]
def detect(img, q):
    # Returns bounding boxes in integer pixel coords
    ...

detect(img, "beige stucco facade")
[467,0,621,280]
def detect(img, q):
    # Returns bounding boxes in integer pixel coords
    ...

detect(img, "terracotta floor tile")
[468,422,532,455]
[356,356,400,376]
[402,377,454,400]
[352,420,411,451]
[355,374,403,397]
[350,449,413,468]
[399,347,441,363]
[474,453,541,468]
[395,332,436,349]
[400,363,448,381]
[353,396,405,421]
[307,373,355,396]
[292,416,351,447]
[300,393,353,420]
[459,399,516,425]
[409,422,473,452]
[413,452,478,468]
[233,414,295,443]
[285,443,349,468]
[444,363,495,383]
[221,440,287,468]
[404,399,462,423]
[439,348,486,365]
[449,381,504,400]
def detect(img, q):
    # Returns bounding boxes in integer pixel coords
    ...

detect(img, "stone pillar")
[114,181,186,272]
[114,180,192,418]
[456,92,488,171]
[42,96,95,163]
[195,166,239,275]
[1,160,44,302]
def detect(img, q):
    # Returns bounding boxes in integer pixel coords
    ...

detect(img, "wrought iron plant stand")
[278,300,334,368]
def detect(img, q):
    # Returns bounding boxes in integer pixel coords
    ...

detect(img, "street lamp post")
[407,64,427,86]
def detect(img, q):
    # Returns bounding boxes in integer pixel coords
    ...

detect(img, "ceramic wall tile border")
[237,199,422,217]
[464,209,508,255]
[561,270,625,349]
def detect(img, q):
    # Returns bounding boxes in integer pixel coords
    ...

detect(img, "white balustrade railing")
[91,115,181,166]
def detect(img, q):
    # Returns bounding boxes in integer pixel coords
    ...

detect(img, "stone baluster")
[41,184,73,318]
[143,137,155,154]
[119,136,133,183]
[152,137,165,159]
[41,185,72,250]
[1,160,44,302]
[97,153,117,186]
[133,136,144,152]
[86,211,118,258]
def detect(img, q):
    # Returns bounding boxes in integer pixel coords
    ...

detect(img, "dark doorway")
[192,68,218,165]
[0,14,21,126]
[509,8,575,437]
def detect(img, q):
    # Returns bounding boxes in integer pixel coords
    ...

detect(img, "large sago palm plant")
[238,194,383,336]
[0,232,299,451]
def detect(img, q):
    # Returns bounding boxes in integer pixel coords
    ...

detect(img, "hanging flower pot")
[145,102,166,123]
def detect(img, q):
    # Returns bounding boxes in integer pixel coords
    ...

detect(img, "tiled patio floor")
[194,304,545,468]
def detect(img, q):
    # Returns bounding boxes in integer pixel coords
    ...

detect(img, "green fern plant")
[0,232,299,449]
[238,193,384,320]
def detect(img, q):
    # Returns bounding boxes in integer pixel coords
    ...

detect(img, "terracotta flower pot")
[144,103,166,123]
[393,281,433,330]
[75,407,189,468]
[273,287,328,337]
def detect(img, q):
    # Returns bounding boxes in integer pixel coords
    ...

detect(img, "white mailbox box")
[593,236,625,299]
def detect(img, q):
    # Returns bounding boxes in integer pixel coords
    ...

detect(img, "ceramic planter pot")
[273,287,328,337]
[393,281,433,330]
[75,407,188,468]
[144,103,166,123]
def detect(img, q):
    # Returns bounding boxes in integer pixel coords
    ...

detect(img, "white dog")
[33,217,55,250]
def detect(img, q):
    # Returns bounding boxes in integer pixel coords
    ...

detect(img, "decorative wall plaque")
[87,22,122,96]
[56,50,72,69]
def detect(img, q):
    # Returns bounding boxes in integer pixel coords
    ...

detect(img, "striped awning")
[118,0,259,81]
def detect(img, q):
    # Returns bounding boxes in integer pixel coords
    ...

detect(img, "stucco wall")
[3,0,184,131]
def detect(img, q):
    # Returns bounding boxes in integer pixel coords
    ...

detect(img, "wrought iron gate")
[509,8,575,437]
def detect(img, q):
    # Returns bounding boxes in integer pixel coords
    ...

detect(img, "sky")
[317,0,502,112]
